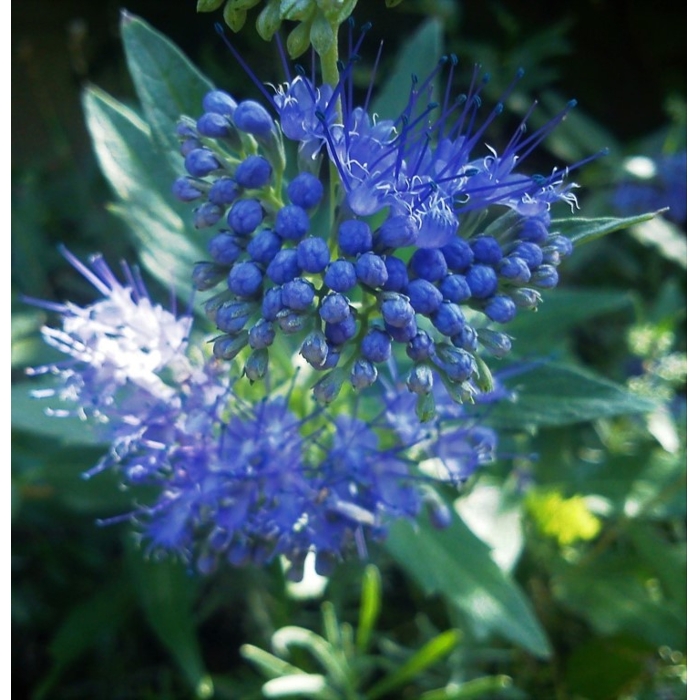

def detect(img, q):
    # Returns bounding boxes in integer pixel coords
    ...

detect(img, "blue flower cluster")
[174,49,581,409]
[29,252,498,574]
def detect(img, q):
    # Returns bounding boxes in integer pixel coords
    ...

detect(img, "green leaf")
[489,362,657,429]
[356,564,381,653]
[371,19,444,122]
[120,12,214,155]
[420,675,513,700]
[11,379,102,446]
[565,636,652,700]
[82,86,208,306]
[552,556,686,650]
[366,630,461,700]
[627,216,687,268]
[127,550,212,698]
[504,288,634,356]
[385,516,552,658]
[240,644,307,679]
[552,211,663,246]
[33,577,135,700]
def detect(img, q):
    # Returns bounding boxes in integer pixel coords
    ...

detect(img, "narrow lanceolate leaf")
[120,12,215,156]
[82,86,208,307]
[385,516,552,658]
[366,629,462,700]
[552,210,664,246]
[127,551,213,698]
[488,362,658,429]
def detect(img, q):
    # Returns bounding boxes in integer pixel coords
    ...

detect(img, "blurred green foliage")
[12,1,685,698]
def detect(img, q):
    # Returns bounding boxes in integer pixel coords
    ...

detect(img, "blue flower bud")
[185,148,221,177]
[478,328,512,357]
[172,176,204,202]
[208,233,243,265]
[192,261,227,291]
[383,255,409,292]
[208,177,240,206]
[385,315,418,342]
[439,274,472,302]
[542,248,561,266]
[498,256,531,284]
[193,202,224,229]
[464,264,499,299]
[216,300,255,333]
[410,248,448,282]
[484,294,517,323]
[203,90,238,117]
[406,279,443,315]
[431,302,466,337]
[406,330,434,361]
[531,264,559,289]
[248,320,275,349]
[435,344,476,383]
[235,155,273,189]
[519,216,549,244]
[180,138,201,157]
[247,229,282,265]
[275,204,310,241]
[287,172,324,209]
[227,198,264,235]
[407,364,434,395]
[276,309,308,334]
[197,112,233,138]
[227,261,263,297]
[511,242,543,269]
[297,237,330,272]
[324,260,357,292]
[381,293,415,328]
[267,249,301,284]
[261,286,284,320]
[176,118,198,139]
[351,359,378,389]
[451,324,478,352]
[233,100,274,136]
[471,236,503,265]
[360,328,392,363]
[325,315,357,345]
[355,253,388,287]
[376,214,418,249]
[300,330,329,367]
[313,367,347,404]
[212,332,248,360]
[441,239,474,271]
[281,278,316,310]
[338,219,373,256]
[319,292,351,323]
[547,234,573,257]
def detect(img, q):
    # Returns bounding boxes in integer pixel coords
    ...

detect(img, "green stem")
[318,22,340,91]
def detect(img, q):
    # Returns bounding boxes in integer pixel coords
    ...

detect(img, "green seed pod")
[197,0,226,12]
[310,12,335,55]
[415,391,436,422]
[256,0,282,41]
[223,2,248,32]
[280,0,315,21]
[286,19,312,59]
